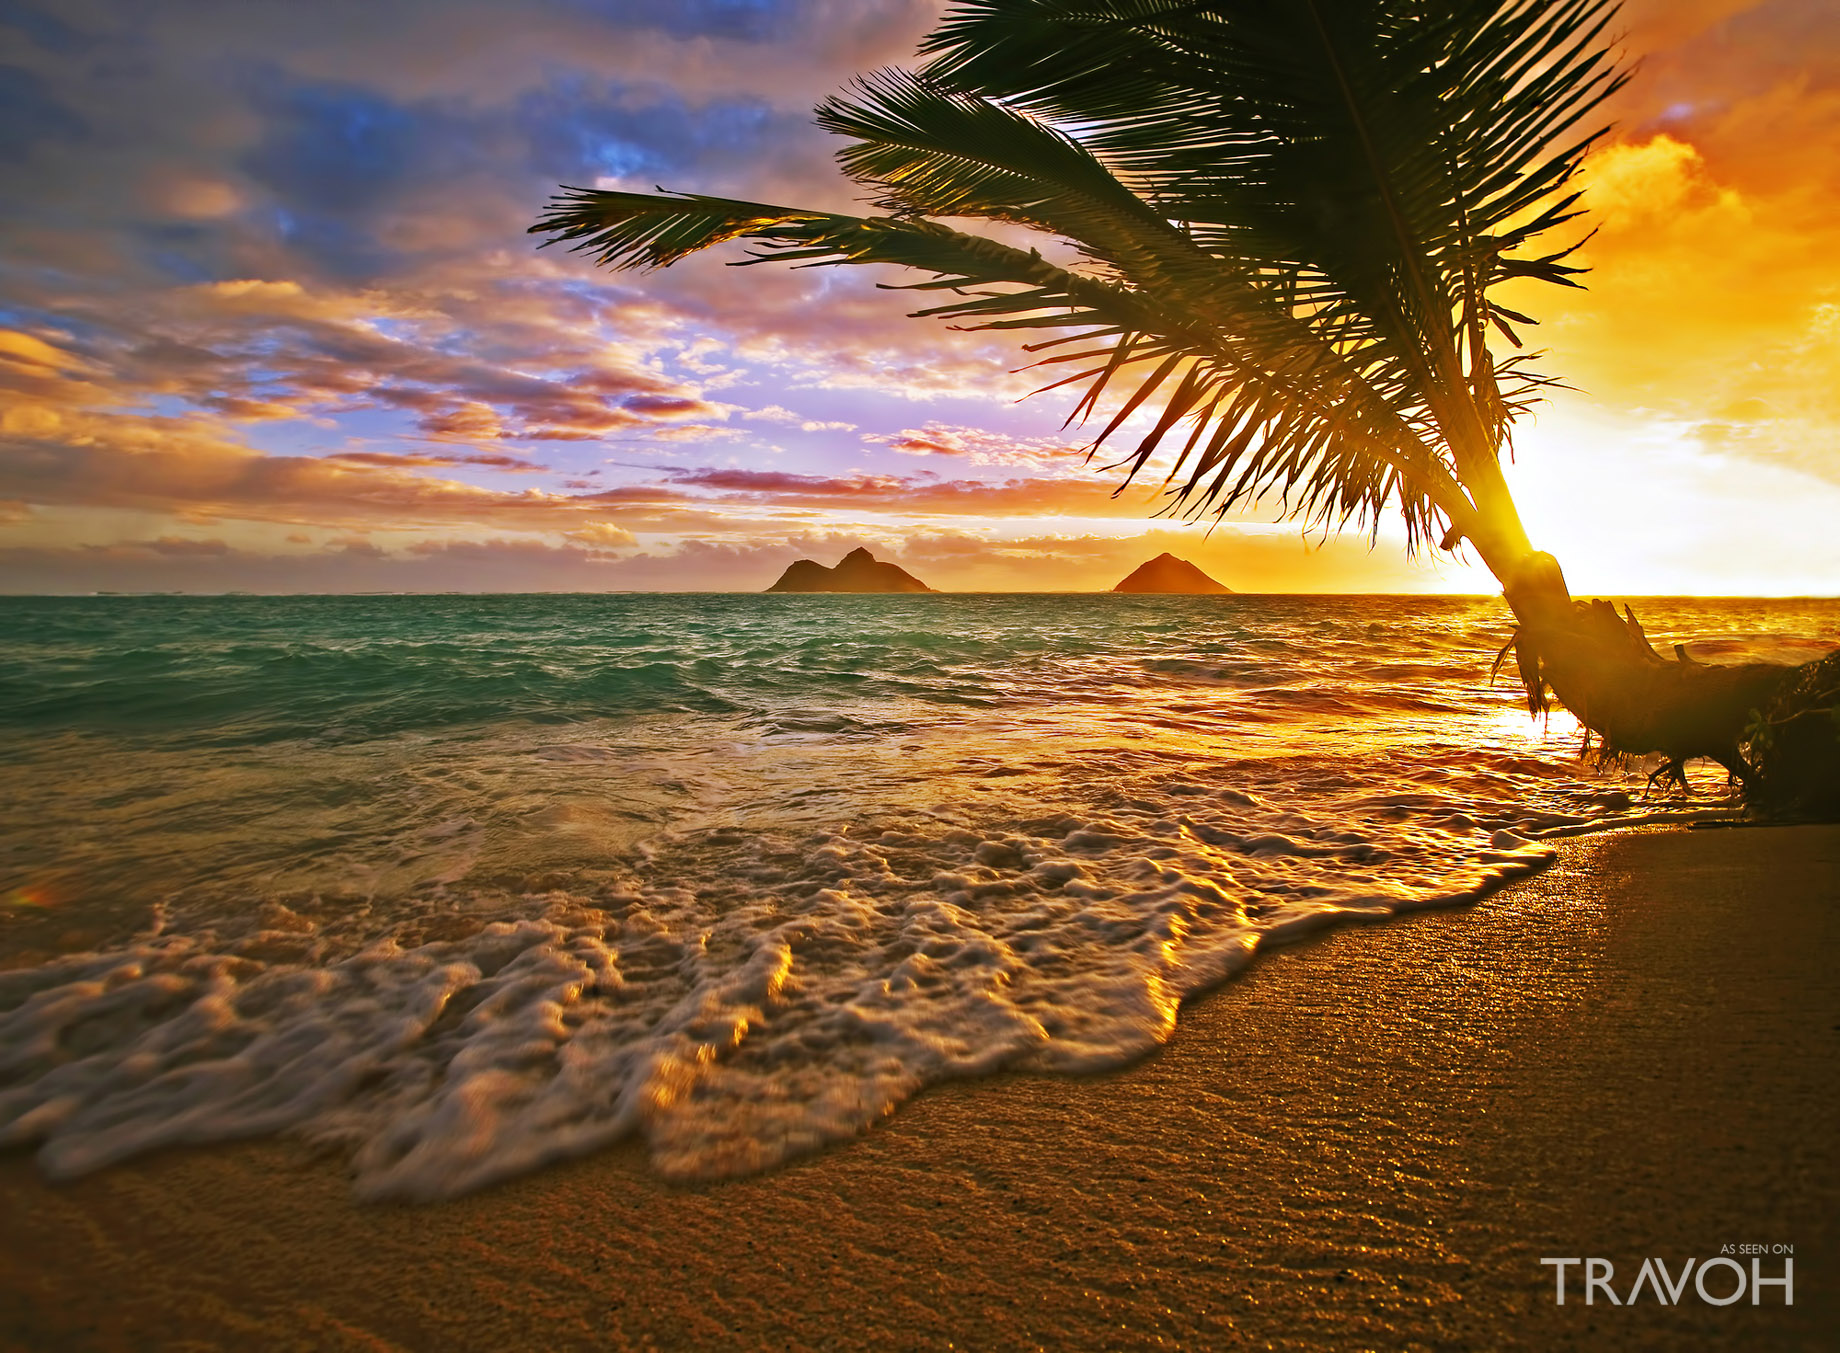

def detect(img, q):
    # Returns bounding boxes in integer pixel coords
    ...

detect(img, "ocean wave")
[2,592,1833,1197]
[0,784,1557,1199]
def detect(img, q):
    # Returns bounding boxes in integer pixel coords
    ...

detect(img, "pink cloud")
[864,422,1088,471]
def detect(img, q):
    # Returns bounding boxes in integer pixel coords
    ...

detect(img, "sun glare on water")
[1483,703,1585,748]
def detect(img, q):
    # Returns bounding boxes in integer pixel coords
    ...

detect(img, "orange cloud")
[566,522,640,549]
[328,450,547,472]
[3,268,720,450]
[3,0,1836,597]
[0,410,588,528]
[1499,0,1840,499]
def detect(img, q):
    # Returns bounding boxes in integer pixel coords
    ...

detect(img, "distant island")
[766,547,934,593]
[1112,553,1234,594]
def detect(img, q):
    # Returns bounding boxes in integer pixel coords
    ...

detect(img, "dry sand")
[2,823,1835,1351]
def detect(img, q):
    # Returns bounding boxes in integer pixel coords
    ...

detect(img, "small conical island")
[1112,553,1234,594]
[766,546,934,593]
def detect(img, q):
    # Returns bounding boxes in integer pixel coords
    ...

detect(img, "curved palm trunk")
[1432,463,1829,806]
[526,3,1836,816]
[1501,554,1790,780]
[1464,492,1832,811]
[1399,356,1833,812]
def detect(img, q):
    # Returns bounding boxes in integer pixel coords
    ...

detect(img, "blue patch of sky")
[242,78,424,214]
[229,419,342,462]
[0,297,78,334]
[419,325,485,362]
[270,404,412,453]
[227,390,578,479]
[0,0,96,56]
[362,317,421,345]
[237,71,497,281]
[559,0,800,44]
[239,335,307,369]
[268,203,401,284]
[227,65,807,286]
[513,277,650,340]
[0,63,90,164]
[516,77,802,187]
[215,361,326,414]
[130,221,233,285]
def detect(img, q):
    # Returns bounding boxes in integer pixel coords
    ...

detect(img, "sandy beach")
[2,822,1834,1351]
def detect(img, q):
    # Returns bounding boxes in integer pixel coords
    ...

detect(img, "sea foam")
[1,787,1556,1198]
[2,592,1831,1197]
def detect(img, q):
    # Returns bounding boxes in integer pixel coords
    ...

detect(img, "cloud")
[738,404,854,432]
[1,0,1834,595]
[113,535,233,557]
[0,535,641,594]
[642,423,743,443]
[0,409,601,527]
[887,527,1478,594]
[621,394,719,418]
[0,63,90,164]
[329,450,547,471]
[565,521,639,549]
[7,403,1171,542]
[1510,126,1840,488]
[0,267,716,452]
[670,467,905,495]
[864,421,1087,470]
[1499,1,1840,493]
[661,464,1165,517]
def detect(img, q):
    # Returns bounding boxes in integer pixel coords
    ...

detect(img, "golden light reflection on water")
[3,594,1833,1197]
[1480,704,1585,748]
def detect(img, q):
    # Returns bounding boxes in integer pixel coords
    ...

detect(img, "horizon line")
[6,590,1839,601]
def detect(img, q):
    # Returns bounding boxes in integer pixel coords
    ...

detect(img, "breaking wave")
[0,592,1832,1196]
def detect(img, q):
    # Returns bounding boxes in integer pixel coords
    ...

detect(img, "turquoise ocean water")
[1,593,1834,1196]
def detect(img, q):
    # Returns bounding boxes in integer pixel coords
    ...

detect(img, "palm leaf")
[531,0,1626,574]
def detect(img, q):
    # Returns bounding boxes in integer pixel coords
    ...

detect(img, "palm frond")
[532,0,1628,573]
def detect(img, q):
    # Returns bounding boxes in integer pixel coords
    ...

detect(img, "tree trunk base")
[1745,650,1840,819]
[1500,553,1839,819]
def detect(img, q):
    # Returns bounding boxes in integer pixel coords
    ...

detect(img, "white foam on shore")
[12,591,1802,1199]
[0,785,1559,1200]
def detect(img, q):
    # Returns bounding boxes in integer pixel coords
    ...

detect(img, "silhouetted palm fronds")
[533,0,1624,565]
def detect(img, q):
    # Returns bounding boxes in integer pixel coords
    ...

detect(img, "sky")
[2,0,1839,595]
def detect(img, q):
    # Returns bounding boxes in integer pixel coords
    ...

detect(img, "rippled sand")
[3,825,1833,1351]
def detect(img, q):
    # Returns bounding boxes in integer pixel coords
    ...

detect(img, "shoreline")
[3,823,1835,1350]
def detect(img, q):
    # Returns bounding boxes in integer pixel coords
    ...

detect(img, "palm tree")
[532,0,1837,813]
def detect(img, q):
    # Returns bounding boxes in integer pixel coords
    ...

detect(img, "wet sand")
[2,823,1835,1351]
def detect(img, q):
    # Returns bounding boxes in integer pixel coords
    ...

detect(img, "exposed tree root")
[1514,596,1790,783]
[1643,757,1692,798]
[1743,650,1840,819]
[1498,552,1837,819]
